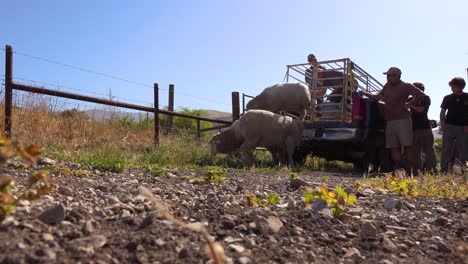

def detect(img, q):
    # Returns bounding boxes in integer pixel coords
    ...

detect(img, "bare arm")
[406,84,425,107]
[359,90,384,101]
[410,106,425,112]
[440,108,447,131]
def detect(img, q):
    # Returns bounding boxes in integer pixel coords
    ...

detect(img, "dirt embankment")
[0,161,467,264]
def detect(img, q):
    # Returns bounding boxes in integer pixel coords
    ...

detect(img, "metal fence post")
[154,83,159,145]
[231,91,240,121]
[168,84,174,134]
[4,45,13,137]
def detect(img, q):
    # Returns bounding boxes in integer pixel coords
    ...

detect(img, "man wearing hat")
[359,67,425,175]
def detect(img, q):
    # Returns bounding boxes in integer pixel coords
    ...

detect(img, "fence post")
[4,45,13,137]
[231,91,240,121]
[154,83,159,145]
[197,114,201,140]
[167,84,174,134]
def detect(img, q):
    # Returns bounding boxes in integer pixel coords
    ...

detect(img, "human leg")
[395,118,413,175]
[421,129,437,171]
[412,129,424,172]
[440,125,456,173]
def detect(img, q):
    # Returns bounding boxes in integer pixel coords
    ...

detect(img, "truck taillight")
[352,96,365,121]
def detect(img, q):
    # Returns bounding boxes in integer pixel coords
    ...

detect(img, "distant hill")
[199,109,232,122]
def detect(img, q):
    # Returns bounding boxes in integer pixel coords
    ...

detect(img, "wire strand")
[10,75,158,107]
[12,50,159,90]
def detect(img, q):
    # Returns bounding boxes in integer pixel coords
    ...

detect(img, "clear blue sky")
[1,0,467,120]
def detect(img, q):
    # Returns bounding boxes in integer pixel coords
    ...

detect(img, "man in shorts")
[359,67,425,175]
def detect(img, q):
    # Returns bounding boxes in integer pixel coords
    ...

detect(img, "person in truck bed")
[409,82,437,172]
[439,77,468,174]
[359,67,425,176]
[305,53,350,105]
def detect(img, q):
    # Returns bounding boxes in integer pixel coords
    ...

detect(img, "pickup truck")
[245,59,391,172]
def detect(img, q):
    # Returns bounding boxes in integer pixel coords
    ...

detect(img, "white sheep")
[246,83,312,121]
[210,110,303,166]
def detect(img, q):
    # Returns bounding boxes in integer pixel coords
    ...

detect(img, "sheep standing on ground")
[246,83,312,121]
[210,110,303,167]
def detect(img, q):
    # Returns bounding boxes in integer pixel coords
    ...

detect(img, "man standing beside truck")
[439,77,468,174]
[359,67,425,175]
[410,82,437,172]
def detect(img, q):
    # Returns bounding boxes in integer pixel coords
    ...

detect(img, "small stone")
[82,220,94,235]
[38,157,56,166]
[360,221,377,241]
[68,235,107,254]
[155,239,166,247]
[436,207,448,215]
[38,204,66,225]
[384,197,402,210]
[57,186,74,196]
[343,247,363,260]
[178,247,189,258]
[347,207,364,216]
[309,199,328,212]
[402,201,416,210]
[397,243,408,251]
[362,188,375,195]
[229,244,245,253]
[17,242,26,249]
[42,233,54,241]
[346,232,358,238]
[382,237,398,252]
[36,248,56,260]
[336,234,348,241]
[120,209,132,218]
[434,217,450,227]
[319,208,334,219]
[289,178,310,190]
[437,241,452,253]
[385,230,397,237]
[128,179,139,185]
[238,256,253,264]
[380,260,394,264]
[17,200,31,206]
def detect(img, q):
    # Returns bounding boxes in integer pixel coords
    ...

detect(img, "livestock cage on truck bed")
[283,58,384,123]
[242,58,384,123]
[242,58,391,171]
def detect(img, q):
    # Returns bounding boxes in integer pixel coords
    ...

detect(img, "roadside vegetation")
[0,93,466,200]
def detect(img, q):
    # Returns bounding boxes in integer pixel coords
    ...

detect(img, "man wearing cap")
[359,67,425,175]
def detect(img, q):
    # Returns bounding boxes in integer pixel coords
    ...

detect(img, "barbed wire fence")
[1,47,230,109]
[1,46,237,143]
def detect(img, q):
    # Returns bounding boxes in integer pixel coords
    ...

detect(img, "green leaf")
[266,193,280,205]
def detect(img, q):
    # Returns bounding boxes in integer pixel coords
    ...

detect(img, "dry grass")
[0,93,212,167]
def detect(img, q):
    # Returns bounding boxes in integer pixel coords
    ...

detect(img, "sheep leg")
[240,141,256,167]
[268,147,279,166]
[285,136,296,167]
[299,108,307,121]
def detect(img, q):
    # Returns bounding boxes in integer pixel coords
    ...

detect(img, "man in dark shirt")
[410,82,437,172]
[439,77,468,173]
[359,67,425,175]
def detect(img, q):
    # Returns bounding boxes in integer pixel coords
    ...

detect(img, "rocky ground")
[0,159,467,264]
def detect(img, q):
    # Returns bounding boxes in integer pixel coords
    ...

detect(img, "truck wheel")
[353,154,370,172]
[293,147,309,164]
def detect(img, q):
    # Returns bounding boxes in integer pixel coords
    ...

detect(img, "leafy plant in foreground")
[245,192,281,207]
[0,135,56,222]
[303,185,357,218]
[191,169,227,185]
